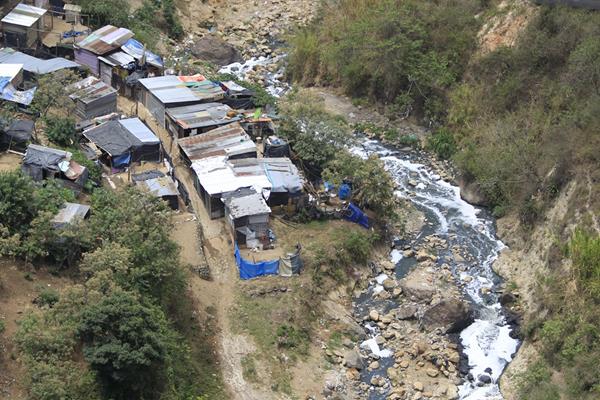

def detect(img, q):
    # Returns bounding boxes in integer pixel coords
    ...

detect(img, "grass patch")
[241,355,259,383]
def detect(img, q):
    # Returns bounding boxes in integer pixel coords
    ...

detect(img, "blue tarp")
[112,153,131,167]
[235,244,279,280]
[344,203,370,229]
[121,39,164,68]
[338,183,351,200]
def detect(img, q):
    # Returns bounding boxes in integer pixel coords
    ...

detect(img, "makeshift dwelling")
[68,76,117,119]
[0,48,81,80]
[177,122,256,166]
[1,3,48,48]
[263,136,290,158]
[135,175,179,210]
[52,202,90,228]
[82,117,161,168]
[96,50,134,86]
[21,144,88,187]
[121,38,163,71]
[243,157,304,206]
[191,156,271,219]
[165,102,240,138]
[74,25,134,75]
[241,114,276,138]
[220,80,255,109]
[63,4,81,24]
[0,119,33,151]
[138,75,225,126]
[223,187,271,248]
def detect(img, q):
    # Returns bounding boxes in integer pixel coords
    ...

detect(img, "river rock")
[446,384,459,399]
[400,269,436,301]
[478,374,492,384]
[190,35,243,66]
[396,304,418,320]
[371,375,385,387]
[420,299,473,333]
[457,175,488,206]
[369,310,380,321]
[383,278,397,290]
[346,368,360,380]
[343,349,364,370]
[426,368,439,377]
[369,360,380,370]
[413,381,424,391]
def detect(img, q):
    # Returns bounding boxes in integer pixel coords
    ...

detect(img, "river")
[219,58,520,400]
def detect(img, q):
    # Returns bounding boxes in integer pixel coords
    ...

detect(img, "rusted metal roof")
[75,25,134,55]
[139,75,225,105]
[177,122,255,162]
[166,102,239,130]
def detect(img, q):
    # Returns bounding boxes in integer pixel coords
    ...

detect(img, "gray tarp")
[23,144,70,170]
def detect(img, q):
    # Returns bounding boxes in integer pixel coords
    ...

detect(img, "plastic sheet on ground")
[344,203,370,229]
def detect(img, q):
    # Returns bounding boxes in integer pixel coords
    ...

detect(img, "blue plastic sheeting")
[235,244,279,280]
[121,39,164,68]
[338,183,351,200]
[344,203,370,229]
[112,153,131,167]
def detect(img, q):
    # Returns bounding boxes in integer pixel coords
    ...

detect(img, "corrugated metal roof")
[191,156,271,196]
[166,102,239,130]
[0,63,22,80]
[121,38,163,68]
[136,176,179,198]
[68,76,116,104]
[0,48,80,74]
[177,123,255,162]
[139,75,225,105]
[52,202,90,227]
[223,188,271,219]
[118,118,159,144]
[75,25,134,55]
[1,3,47,27]
[98,51,134,67]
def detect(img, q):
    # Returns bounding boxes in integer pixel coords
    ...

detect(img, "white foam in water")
[373,285,384,295]
[219,56,289,97]
[390,249,403,264]
[375,273,388,284]
[361,338,393,358]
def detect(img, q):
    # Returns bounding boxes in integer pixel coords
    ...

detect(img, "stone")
[381,315,393,324]
[413,381,424,391]
[403,249,415,258]
[343,349,364,370]
[346,368,360,380]
[369,361,380,370]
[426,368,439,377]
[383,330,396,340]
[446,384,459,399]
[420,299,473,334]
[392,288,403,298]
[190,35,242,66]
[371,375,385,387]
[478,374,492,384]
[396,304,419,320]
[343,338,354,348]
[369,310,380,321]
[457,175,488,206]
[400,269,437,301]
[413,393,422,400]
[375,336,386,345]
[383,278,397,290]
[399,360,410,369]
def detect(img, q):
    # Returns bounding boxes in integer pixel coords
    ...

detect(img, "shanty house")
[0,119,33,151]
[74,25,134,76]
[138,75,225,126]
[258,157,304,206]
[165,102,239,138]
[223,187,271,248]
[21,144,88,187]
[190,156,271,219]
[82,117,161,168]
[135,175,179,210]
[1,3,47,48]
[177,122,256,166]
[68,76,117,119]
[52,202,90,228]
[220,80,256,109]
[0,48,80,81]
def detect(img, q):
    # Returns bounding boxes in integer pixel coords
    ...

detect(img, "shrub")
[35,289,60,308]
[568,230,600,301]
[426,128,457,160]
[276,325,309,354]
[44,116,77,147]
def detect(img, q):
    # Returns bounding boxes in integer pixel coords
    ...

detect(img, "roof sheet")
[177,123,255,162]
[223,188,271,219]
[83,118,158,156]
[191,156,271,196]
[0,63,22,81]
[166,102,239,130]
[139,75,225,105]
[23,144,71,169]
[136,176,179,198]
[75,25,134,55]
[260,158,304,194]
[121,38,163,68]
[0,48,80,74]
[68,76,116,104]
[1,3,47,27]
[118,118,159,144]
[52,202,90,226]
[98,51,135,67]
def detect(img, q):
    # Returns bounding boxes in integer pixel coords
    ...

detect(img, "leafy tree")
[30,70,79,120]
[77,291,169,399]
[44,116,77,147]
[0,171,37,234]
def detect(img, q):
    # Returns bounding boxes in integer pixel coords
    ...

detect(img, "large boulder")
[400,269,436,301]
[420,298,473,333]
[190,35,243,66]
[457,175,487,206]
[343,349,364,370]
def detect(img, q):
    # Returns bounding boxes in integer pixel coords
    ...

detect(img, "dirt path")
[134,101,276,400]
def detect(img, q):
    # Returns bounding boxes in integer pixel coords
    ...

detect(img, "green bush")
[568,230,600,301]
[35,289,60,308]
[276,325,310,354]
[426,128,456,160]
[44,116,77,147]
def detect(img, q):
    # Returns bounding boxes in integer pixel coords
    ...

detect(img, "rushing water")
[353,140,520,399]
[219,57,520,399]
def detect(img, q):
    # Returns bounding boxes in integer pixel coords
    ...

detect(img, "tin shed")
[1,3,47,48]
